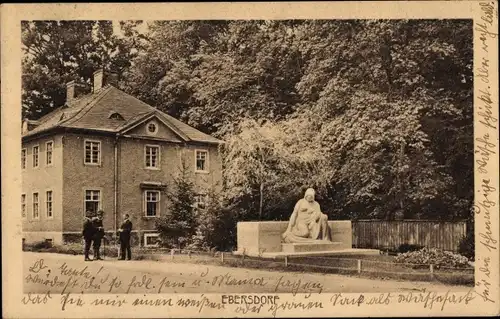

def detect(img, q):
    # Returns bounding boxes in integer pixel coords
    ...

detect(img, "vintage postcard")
[1,1,498,318]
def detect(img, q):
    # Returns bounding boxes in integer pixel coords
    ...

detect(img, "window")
[147,122,158,135]
[108,112,124,120]
[145,145,160,169]
[46,191,53,218]
[85,190,101,215]
[32,146,39,168]
[32,192,39,219]
[84,140,101,165]
[21,149,27,169]
[21,194,26,219]
[195,150,208,172]
[46,141,53,166]
[195,194,208,210]
[144,190,160,217]
[144,233,160,247]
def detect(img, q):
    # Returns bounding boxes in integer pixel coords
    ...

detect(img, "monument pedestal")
[281,241,344,253]
[234,221,379,258]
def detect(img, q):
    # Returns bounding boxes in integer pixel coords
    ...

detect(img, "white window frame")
[194,149,209,173]
[144,233,160,247]
[84,139,101,166]
[21,148,27,170]
[21,193,27,219]
[46,190,53,219]
[45,141,54,166]
[32,145,39,168]
[84,189,101,216]
[143,190,160,217]
[32,192,40,220]
[144,144,161,170]
[146,121,158,135]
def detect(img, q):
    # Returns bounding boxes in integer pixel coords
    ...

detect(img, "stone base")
[233,248,380,258]
[281,241,344,253]
[237,221,353,256]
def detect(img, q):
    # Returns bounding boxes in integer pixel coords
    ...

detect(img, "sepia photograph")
[20,18,475,293]
[1,1,498,318]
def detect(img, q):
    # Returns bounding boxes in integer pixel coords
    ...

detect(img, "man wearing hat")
[82,211,96,261]
[118,214,133,260]
[92,210,105,260]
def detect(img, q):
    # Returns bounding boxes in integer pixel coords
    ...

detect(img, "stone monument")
[234,188,379,258]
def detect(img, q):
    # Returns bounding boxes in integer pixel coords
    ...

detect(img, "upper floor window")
[195,150,208,172]
[46,190,53,218]
[85,190,101,215]
[32,192,39,219]
[32,146,39,168]
[144,190,160,217]
[46,141,53,166]
[21,194,26,219]
[21,149,27,169]
[84,140,101,165]
[145,145,160,169]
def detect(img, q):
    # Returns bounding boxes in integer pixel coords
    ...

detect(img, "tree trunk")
[259,182,264,219]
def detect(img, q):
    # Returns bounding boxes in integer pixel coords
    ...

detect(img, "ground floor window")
[32,192,39,219]
[46,190,53,218]
[85,190,101,215]
[144,233,160,247]
[21,194,26,219]
[144,190,160,217]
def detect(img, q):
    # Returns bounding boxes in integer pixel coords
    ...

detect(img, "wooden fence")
[352,220,467,252]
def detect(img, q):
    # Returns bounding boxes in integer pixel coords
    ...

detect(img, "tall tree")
[22,20,142,119]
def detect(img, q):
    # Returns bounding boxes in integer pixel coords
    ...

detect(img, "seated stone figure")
[282,188,332,243]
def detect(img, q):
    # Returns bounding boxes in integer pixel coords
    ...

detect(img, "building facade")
[22,70,224,247]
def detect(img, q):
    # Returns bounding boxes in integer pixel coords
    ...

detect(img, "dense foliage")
[23,20,473,239]
[395,248,471,269]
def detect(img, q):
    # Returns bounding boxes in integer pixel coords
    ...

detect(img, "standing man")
[82,211,95,261]
[118,214,133,260]
[92,210,105,260]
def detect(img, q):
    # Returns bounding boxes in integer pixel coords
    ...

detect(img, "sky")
[112,20,149,37]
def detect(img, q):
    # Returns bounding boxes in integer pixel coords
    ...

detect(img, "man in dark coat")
[92,210,105,260]
[82,211,95,261]
[118,214,133,260]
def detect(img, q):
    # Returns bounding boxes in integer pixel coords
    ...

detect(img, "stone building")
[21,70,224,246]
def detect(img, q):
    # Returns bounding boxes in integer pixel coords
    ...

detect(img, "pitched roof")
[23,85,224,144]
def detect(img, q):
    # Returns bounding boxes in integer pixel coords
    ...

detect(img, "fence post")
[357,259,362,274]
[170,249,174,260]
[188,250,191,259]
[429,264,434,280]
[285,256,288,267]
[221,252,224,263]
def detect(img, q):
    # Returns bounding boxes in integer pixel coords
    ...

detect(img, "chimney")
[105,71,119,87]
[93,69,104,92]
[66,81,76,102]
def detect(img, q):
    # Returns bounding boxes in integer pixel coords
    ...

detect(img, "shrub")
[187,188,237,252]
[398,243,424,253]
[31,240,53,250]
[395,247,470,269]
[458,231,474,260]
